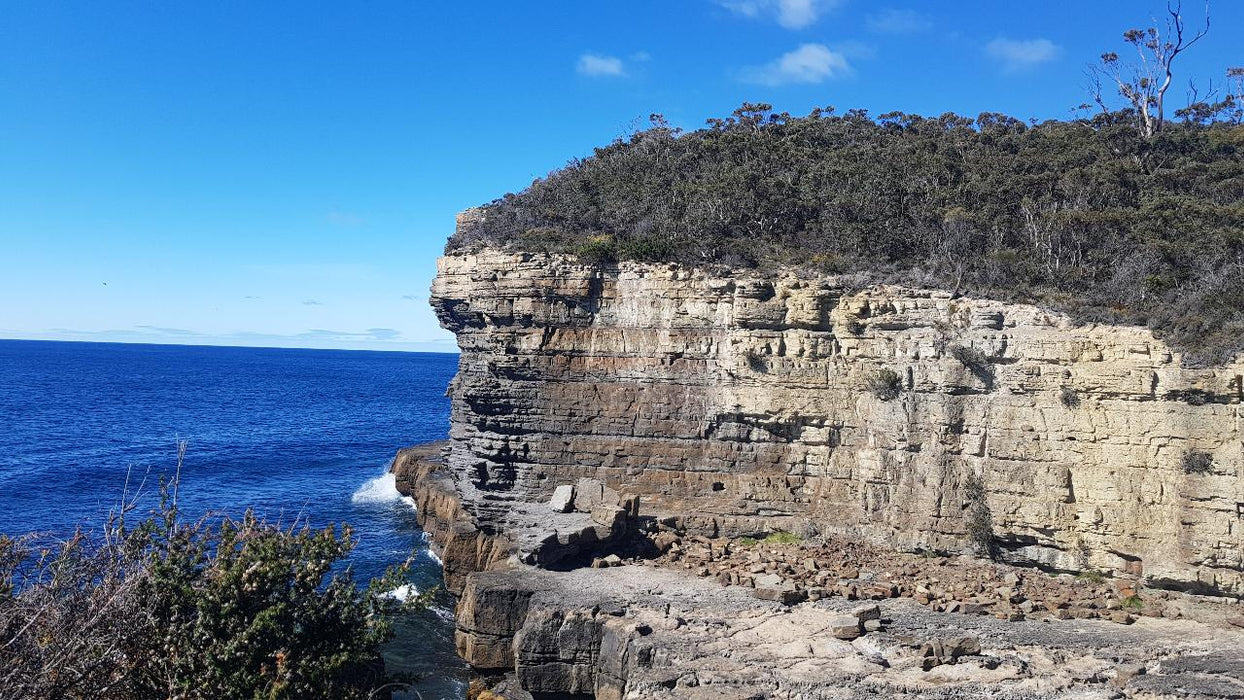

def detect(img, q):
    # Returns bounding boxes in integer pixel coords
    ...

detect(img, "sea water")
[0,339,467,697]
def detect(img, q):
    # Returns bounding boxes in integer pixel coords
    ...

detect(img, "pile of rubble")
[642,530,1191,626]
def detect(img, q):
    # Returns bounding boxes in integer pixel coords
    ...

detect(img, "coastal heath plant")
[963,471,994,558]
[0,446,428,700]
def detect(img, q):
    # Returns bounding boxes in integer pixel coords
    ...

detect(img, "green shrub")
[515,226,577,253]
[762,531,801,546]
[1182,388,1213,406]
[1077,570,1106,584]
[735,537,759,547]
[1183,450,1214,474]
[963,472,994,558]
[1122,594,1144,610]
[949,344,995,385]
[0,468,424,699]
[745,349,768,373]
[617,236,674,262]
[1060,386,1081,408]
[575,235,617,265]
[867,368,903,401]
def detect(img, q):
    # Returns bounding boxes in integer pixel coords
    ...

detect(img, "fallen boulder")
[549,484,575,513]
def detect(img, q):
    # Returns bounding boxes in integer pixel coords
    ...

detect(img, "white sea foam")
[401,495,417,512]
[383,583,421,601]
[424,548,443,566]
[351,472,401,504]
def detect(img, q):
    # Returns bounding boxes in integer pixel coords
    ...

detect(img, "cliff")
[396,245,1244,698]
[430,248,1244,596]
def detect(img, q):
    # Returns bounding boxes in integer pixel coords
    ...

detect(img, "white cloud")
[740,43,851,85]
[830,39,876,61]
[576,53,626,77]
[718,0,840,29]
[865,8,932,34]
[985,38,1060,72]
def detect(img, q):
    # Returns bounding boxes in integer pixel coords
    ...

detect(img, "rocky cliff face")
[430,248,1244,596]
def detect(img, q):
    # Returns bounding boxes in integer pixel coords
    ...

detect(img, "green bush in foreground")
[0,473,424,699]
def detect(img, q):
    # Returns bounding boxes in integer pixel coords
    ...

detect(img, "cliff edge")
[395,246,1244,698]
[431,247,1243,594]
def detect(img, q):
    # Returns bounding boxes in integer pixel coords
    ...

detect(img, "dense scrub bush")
[1182,450,1214,474]
[1077,570,1106,584]
[963,472,994,558]
[0,470,423,699]
[1060,386,1082,408]
[949,344,995,386]
[574,234,617,265]
[452,104,1244,364]
[1179,388,1214,405]
[867,368,903,401]
[744,348,768,373]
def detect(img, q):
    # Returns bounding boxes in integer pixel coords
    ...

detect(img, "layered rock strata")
[430,248,1244,595]
[398,447,1244,696]
[391,443,639,592]
[390,441,1244,699]
[401,244,1244,698]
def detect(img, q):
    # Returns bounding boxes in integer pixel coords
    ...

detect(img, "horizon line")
[0,336,460,355]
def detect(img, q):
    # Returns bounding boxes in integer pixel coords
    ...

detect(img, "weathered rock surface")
[391,443,511,593]
[431,248,1244,595]
[397,244,1244,698]
[549,484,575,513]
[446,559,1244,699]
[392,437,1244,699]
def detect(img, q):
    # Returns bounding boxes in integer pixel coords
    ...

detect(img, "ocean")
[0,339,467,698]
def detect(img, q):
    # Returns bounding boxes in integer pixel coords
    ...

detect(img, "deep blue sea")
[0,339,467,698]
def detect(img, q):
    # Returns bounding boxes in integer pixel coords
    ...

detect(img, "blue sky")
[2,1,1241,352]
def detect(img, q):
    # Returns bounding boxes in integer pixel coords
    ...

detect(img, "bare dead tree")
[1229,67,1244,123]
[1184,77,1218,109]
[1092,1,1210,137]
[1230,67,1244,97]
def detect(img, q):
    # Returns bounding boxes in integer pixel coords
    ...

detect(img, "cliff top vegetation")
[450,6,1244,365]
[451,102,1243,364]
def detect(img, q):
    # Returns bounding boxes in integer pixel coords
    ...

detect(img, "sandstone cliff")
[429,248,1244,597]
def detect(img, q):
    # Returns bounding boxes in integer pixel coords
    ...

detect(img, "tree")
[1092,1,1211,137]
